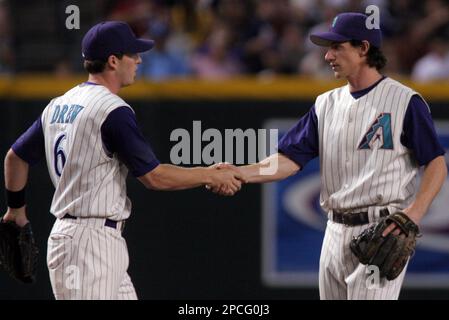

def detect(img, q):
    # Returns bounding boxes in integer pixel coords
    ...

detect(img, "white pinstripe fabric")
[40,84,132,221]
[47,219,137,300]
[315,78,421,214]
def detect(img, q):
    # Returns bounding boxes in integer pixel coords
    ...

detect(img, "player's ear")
[360,40,370,57]
[106,55,119,70]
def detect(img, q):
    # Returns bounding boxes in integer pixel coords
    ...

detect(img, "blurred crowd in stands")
[1,0,449,82]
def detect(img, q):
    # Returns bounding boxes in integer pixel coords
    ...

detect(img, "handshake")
[205,162,246,196]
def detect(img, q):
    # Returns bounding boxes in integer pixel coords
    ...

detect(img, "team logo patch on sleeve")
[358,113,393,150]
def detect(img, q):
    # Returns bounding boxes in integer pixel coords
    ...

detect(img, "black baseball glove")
[350,211,420,280]
[0,217,39,283]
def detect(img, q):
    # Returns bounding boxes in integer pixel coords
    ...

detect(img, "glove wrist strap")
[5,187,26,209]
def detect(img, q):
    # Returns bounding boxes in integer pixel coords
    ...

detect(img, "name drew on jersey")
[50,104,84,124]
[358,113,393,150]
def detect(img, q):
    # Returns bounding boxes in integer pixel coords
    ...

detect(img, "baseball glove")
[0,217,39,283]
[350,211,420,280]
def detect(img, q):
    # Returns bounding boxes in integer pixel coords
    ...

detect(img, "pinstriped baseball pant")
[47,218,137,300]
[319,219,408,300]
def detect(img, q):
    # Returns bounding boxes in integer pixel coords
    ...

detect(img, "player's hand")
[210,162,248,183]
[2,207,29,227]
[381,210,421,237]
[206,163,242,196]
[381,222,401,237]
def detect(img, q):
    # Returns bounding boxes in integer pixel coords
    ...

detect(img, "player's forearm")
[4,149,29,191]
[240,153,300,183]
[404,155,447,224]
[3,149,29,222]
[139,164,211,191]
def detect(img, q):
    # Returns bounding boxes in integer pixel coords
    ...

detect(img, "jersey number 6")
[54,134,67,177]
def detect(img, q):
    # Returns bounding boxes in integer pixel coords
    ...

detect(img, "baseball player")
[214,13,447,299]
[2,21,242,300]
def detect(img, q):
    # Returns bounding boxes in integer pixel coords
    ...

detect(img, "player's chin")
[123,77,136,87]
[333,71,343,79]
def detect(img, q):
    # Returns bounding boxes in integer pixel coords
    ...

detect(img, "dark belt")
[63,214,124,231]
[332,208,389,226]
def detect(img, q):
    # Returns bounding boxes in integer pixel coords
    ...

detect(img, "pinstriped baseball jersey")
[314,77,421,213]
[40,83,133,221]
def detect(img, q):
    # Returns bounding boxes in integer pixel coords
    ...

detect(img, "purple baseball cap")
[310,12,382,48]
[82,21,155,61]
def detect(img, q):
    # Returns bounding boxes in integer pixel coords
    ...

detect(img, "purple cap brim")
[130,39,155,53]
[310,32,351,46]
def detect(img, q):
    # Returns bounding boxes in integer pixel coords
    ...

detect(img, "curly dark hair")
[349,40,387,71]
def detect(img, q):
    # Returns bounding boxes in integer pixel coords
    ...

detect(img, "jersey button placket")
[346,103,355,164]
[348,102,355,123]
